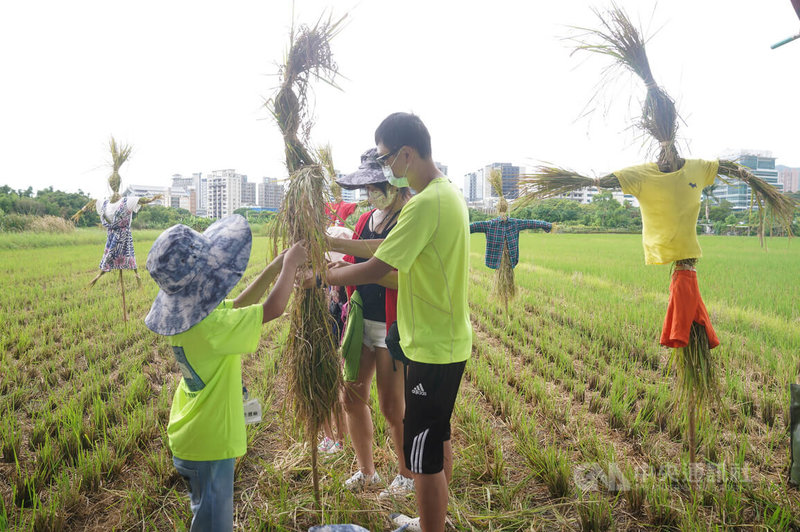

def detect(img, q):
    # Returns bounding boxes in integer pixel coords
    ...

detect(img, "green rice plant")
[588,394,604,414]
[517,436,572,499]
[0,489,7,530]
[760,394,777,427]
[77,449,102,492]
[622,466,646,515]
[13,464,39,509]
[1,410,21,463]
[646,482,682,529]
[577,493,613,532]
[31,496,65,532]
[33,436,59,487]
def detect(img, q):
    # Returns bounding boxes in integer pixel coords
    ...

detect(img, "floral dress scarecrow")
[73,137,161,320]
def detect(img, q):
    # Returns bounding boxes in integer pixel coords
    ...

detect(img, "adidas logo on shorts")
[411,383,427,396]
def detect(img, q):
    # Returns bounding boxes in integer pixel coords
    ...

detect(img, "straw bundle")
[267,15,344,506]
[516,166,620,208]
[572,4,681,171]
[108,136,132,202]
[318,144,342,202]
[668,318,717,487]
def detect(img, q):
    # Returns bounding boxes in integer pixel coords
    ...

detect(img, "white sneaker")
[379,474,415,499]
[390,513,421,532]
[317,437,334,453]
[344,470,380,491]
[322,441,343,455]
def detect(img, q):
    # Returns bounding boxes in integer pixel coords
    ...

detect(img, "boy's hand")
[284,241,308,268]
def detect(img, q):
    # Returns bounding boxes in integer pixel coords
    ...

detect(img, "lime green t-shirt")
[616,159,719,265]
[167,300,263,461]
[373,177,472,364]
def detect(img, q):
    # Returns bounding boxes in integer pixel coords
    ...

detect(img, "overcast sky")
[1,0,799,200]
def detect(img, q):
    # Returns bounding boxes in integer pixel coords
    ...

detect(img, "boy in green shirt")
[326,113,472,532]
[144,215,306,532]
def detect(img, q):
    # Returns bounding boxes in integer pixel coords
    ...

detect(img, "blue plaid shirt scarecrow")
[470,217,552,269]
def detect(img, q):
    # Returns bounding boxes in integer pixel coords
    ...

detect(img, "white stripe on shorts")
[411,428,430,473]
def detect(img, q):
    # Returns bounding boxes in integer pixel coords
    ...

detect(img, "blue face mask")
[382,153,409,188]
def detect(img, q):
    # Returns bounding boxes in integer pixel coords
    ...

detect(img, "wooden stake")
[688,388,697,492]
[119,270,128,322]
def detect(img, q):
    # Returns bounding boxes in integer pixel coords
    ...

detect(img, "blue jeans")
[173,456,235,532]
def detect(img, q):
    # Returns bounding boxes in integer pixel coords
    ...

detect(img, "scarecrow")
[72,136,161,321]
[266,14,345,505]
[469,169,552,314]
[519,5,796,485]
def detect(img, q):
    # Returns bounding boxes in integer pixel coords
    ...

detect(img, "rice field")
[1,228,799,530]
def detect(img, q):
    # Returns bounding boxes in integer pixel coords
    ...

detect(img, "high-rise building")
[435,161,448,176]
[463,169,484,203]
[257,177,284,210]
[716,150,783,210]
[241,180,257,206]
[206,169,244,219]
[777,165,800,193]
[193,172,207,216]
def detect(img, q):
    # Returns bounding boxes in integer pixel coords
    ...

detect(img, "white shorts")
[362,319,387,349]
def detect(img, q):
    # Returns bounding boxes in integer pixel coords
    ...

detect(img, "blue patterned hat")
[144,215,252,335]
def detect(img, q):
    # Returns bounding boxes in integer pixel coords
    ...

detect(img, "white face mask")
[368,187,397,210]
[381,153,410,188]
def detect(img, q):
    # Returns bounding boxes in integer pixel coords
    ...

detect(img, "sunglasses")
[375,149,399,167]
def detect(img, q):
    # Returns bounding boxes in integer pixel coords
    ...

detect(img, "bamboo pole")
[119,270,128,322]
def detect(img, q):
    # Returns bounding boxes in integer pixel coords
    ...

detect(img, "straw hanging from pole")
[266,13,346,507]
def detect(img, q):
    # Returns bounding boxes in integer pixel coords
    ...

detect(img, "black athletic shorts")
[403,359,467,475]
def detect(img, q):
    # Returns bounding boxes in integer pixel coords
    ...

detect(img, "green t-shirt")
[374,177,472,364]
[167,300,263,461]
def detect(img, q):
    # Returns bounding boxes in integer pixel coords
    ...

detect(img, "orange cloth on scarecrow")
[660,269,719,349]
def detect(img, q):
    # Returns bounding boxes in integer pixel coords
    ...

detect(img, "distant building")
[341,188,366,203]
[168,187,193,212]
[257,177,284,210]
[716,150,783,210]
[193,172,207,216]
[435,161,448,176]
[241,180,257,206]
[206,169,245,219]
[122,184,169,206]
[463,169,484,203]
[777,165,800,193]
[463,162,521,209]
[555,187,639,208]
[171,173,194,190]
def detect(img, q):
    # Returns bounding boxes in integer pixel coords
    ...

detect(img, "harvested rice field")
[1,228,799,530]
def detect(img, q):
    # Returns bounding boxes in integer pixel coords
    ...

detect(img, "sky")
[1,0,799,200]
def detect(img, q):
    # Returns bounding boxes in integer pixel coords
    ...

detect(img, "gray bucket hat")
[144,215,252,336]
[336,148,388,190]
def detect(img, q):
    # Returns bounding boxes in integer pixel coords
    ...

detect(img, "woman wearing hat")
[327,148,415,497]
